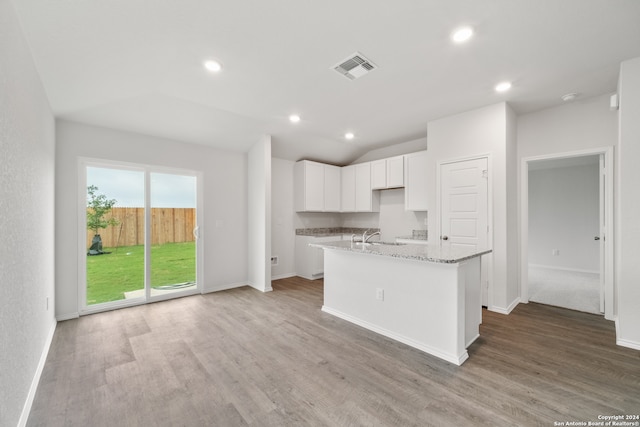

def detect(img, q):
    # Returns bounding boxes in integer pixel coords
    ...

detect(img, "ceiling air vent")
[333,52,377,80]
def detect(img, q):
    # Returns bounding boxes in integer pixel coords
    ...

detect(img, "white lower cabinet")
[295,235,342,280]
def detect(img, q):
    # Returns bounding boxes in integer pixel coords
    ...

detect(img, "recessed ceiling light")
[495,81,512,92]
[289,114,301,123]
[345,132,355,140]
[561,93,578,102]
[452,27,473,43]
[204,60,222,73]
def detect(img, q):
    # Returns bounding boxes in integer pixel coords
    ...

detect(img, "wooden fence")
[86,207,196,248]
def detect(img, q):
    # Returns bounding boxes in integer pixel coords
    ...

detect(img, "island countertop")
[309,240,491,264]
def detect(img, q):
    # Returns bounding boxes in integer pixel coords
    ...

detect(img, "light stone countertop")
[309,240,491,264]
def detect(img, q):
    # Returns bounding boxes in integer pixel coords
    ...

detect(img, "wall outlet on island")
[376,288,384,301]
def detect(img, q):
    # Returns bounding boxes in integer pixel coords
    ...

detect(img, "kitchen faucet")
[363,229,380,243]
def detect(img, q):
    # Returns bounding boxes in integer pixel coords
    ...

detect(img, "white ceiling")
[12,0,640,165]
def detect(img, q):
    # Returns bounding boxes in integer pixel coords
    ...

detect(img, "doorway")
[80,160,202,314]
[520,147,614,320]
[527,156,600,313]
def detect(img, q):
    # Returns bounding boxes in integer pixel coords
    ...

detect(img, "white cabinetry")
[404,151,429,211]
[371,160,387,189]
[324,164,341,211]
[341,165,356,212]
[372,156,405,189]
[355,163,379,212]
[295,235,341,280]
[295,160,341,212]
[387,155,405,188]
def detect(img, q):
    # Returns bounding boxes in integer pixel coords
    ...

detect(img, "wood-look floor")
[28,277,640,426]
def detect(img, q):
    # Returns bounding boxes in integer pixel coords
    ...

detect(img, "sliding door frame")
[78,157,204,315]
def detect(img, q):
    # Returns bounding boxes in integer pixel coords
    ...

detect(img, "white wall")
[616,57,640,349]
[55,121,249,318]
[529,164,600,272]
[427,102,518,313]
[351,137,428,163]
[517,93,617,159]
[0,1,56,425]
[247,136,272,291]
[271,158,295,279]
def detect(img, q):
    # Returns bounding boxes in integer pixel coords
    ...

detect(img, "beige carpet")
[528,265,601,314]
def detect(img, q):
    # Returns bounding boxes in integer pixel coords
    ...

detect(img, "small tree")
[87,185,119,255]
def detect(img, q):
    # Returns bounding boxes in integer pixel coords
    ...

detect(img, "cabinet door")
[387,156,405,188]
[341,165,356,212]
[304,161,324,211]
[324,165,341,212]
[371,159,387,190]
[355,163,372,211]
[405,151,429,211]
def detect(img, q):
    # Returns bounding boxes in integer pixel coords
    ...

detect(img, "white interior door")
[440,158,489,304]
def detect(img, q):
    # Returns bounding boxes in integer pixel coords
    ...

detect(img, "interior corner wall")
[426,102,517,313]
[55,120,249,318]
[247,136,272,291]
[271,157,296,279]
[0,1,56,425]
[616,56,640,349]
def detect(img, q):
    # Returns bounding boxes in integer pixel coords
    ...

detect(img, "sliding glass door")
[149,172,197,297]
[82,161,201,312]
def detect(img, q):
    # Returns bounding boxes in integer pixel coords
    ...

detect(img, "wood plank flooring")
[28,277,640,426]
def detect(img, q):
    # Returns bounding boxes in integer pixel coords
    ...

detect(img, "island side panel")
[461,256,481,347]
[321,249,468,365]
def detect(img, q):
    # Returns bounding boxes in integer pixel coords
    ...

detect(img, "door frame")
[437,153,493,308]
[519,146,614,320]
[78,157,204,315]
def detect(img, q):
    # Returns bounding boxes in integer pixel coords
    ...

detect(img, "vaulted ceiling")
[13,0,640,164]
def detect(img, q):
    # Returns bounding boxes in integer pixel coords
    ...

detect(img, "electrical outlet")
[552,249,560,256]
[271,256,278,266]
[376,288,384,301]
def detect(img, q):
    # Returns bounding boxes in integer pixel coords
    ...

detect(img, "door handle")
[442,235,449,241]
[594,236,600,241]
[193,227,200,239]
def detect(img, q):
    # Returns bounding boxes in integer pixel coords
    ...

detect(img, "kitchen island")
[309,240,491,365]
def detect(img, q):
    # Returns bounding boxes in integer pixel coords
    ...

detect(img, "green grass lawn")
[87,241,196,305]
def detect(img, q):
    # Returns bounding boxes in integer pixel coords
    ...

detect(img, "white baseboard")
[18,318,57,427]
[529,264,599,275]
[247,281,273,293]
[489,298,520,315]
[321,305,468,366]
[56,312,79,321]
[271,272,296,281]
[202,281,247,294]
[615,319,640,350]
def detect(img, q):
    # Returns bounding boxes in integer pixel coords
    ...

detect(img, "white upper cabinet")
[404,151,429,211]
[371,159,387,189]
[324,164,341,212]
[371,156,404,190]
[295,160,341,212]
[387,155,405,188]
[355,162,379,212]
[341,165,356,212]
